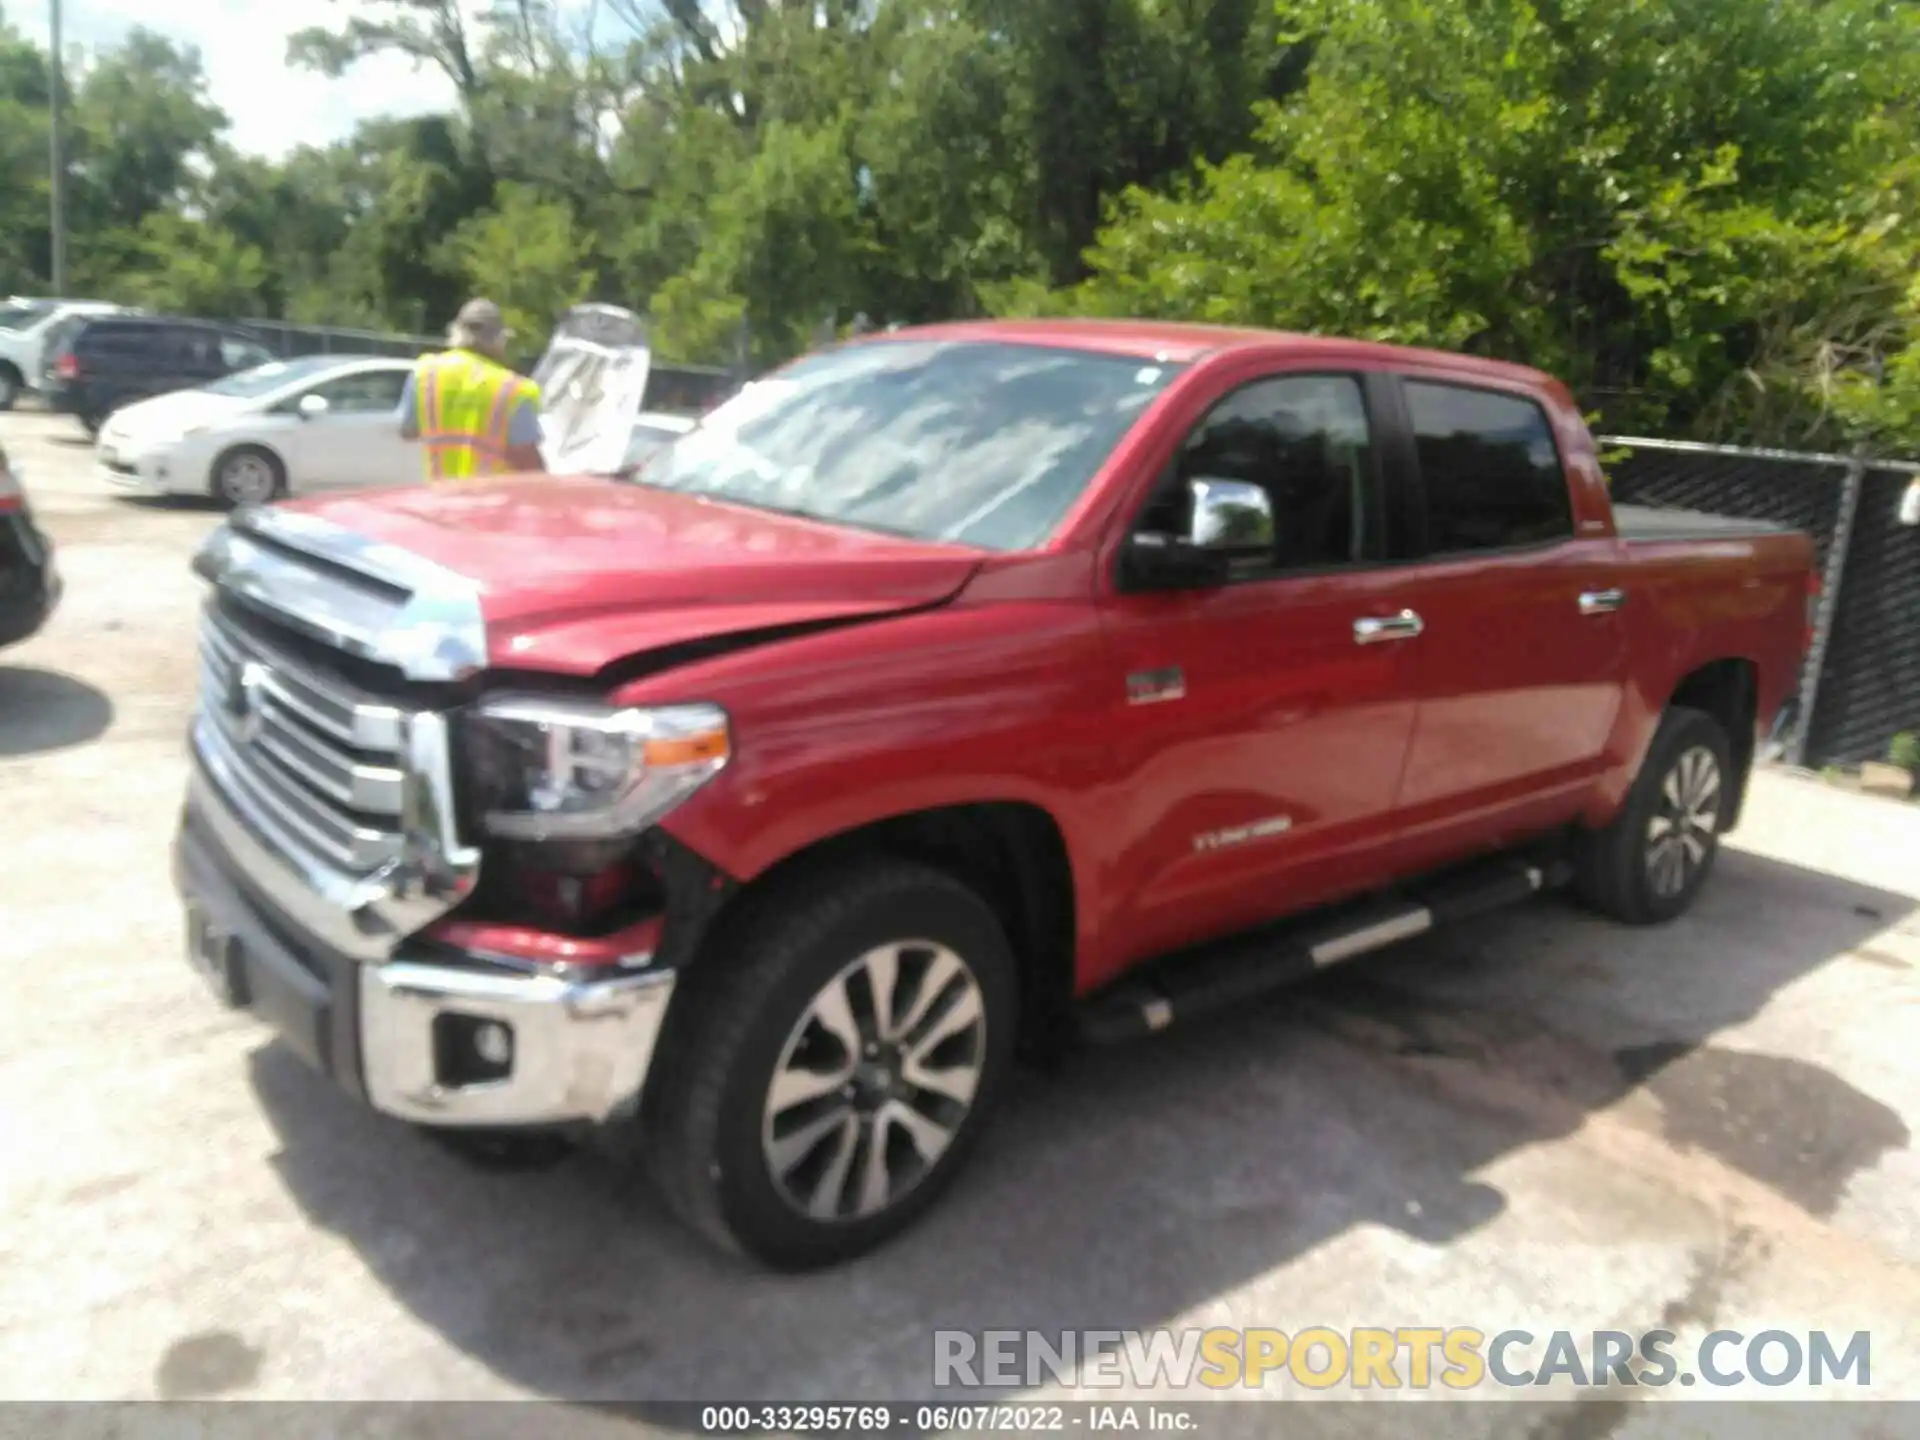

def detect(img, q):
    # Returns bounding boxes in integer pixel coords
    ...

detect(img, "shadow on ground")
[0,666,114,756]
[111,494,227,513]
[247,846,1913,1420]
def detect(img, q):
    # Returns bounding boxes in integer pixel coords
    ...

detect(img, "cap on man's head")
[450,298,511,348]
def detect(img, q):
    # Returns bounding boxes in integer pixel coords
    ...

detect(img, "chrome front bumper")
[359,960,674,1126]
[177,757,678,1130]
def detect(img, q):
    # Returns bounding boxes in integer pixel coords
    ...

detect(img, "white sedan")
[95,354,421,507]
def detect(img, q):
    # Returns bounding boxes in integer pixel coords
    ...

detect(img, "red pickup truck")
[175,320,1816,1268]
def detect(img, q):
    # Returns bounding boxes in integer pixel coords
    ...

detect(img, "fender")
[626,575,1117,964]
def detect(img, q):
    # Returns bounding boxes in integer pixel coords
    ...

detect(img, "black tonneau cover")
[1612,503,1795,543]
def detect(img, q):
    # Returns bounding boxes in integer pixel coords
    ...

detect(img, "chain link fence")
[234,319,442,361]
[1599,435,1920,769]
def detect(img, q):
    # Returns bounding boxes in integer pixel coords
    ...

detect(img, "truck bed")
[1613,502,1795,544]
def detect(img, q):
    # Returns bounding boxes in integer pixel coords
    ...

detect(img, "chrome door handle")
[1579,589,1626,615]
[1353,609,1425,645]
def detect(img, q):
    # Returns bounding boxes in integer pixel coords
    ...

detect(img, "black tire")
[0,364,21,412]
[1574,705,1734,925]
[211,444,286,508]
[78,410,102,438]
[643,859,1019,1270]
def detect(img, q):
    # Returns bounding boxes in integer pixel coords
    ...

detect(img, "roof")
[77,314,246,332]
[868,317,1553,388]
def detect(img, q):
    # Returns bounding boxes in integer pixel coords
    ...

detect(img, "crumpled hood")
[282,475,985,676]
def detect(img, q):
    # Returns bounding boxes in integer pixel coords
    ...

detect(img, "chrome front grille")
[195,605,409,878]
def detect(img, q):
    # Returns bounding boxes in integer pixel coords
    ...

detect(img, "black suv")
[0,439,59,652]
[41,315,278,434]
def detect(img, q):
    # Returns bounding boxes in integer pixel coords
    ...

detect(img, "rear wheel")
[212,445,286,507]
[0,364,21,411]
[1574,705,1733,925]
[644,860,1018,1270]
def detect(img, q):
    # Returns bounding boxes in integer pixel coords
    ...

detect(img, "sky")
[18,0,465,158]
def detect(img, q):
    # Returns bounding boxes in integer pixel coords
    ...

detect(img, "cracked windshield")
[639,342,1177,548]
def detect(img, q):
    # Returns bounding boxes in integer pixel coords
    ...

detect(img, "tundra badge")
[1193,815,1295,853]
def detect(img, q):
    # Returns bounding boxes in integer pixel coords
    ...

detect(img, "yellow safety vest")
[413,349,542,481]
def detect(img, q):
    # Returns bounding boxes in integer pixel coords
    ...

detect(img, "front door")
[1384,376,1630,869]
[1095,369,1427,975]
[290,369,414,490]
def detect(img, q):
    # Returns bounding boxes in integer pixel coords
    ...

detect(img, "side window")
[1404,381,1573,554]
[311,370,408,413]
[179,331,219,369]
[1141,373,1374,573]
[220,336,271,371]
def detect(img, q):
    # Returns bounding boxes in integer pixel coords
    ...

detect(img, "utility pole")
[48,0,67,294]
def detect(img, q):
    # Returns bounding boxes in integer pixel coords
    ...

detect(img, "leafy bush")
[1890,732,1920,774]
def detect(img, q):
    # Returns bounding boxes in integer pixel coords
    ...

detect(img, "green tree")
[1049,0,1920,446]
[65,30,226,237]
[0,8,50,292]
[116,211,270,315]
[444,181,596,344]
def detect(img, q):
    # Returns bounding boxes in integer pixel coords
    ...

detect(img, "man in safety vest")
[397,298,547,481]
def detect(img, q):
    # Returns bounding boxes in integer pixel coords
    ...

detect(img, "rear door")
[1096,367,1430,967]
[163,328,222,396]
[87,324,167,412]
[1381,375,1629,868]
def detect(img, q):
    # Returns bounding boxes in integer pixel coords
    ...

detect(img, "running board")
[1075,854,1571,1046]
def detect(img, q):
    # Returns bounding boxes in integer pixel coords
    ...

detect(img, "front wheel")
[212,445,286,508]
[1574,705,1734,925]
[0,365,21,412]
[644,860,1018,1270]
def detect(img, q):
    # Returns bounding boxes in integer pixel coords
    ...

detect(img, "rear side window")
[221,336,274,371]
[311,368,407,411]
[76,323,134,357]
[0,301,55,330]
[182,330,223,368]
[86,323,169,362]
[1405,381,1573,554]
[43,317,86,360]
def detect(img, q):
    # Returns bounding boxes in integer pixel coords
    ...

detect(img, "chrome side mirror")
[1187,477,1274,556]
[1120,476,1276,592]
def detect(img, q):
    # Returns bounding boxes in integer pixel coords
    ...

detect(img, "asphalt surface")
[3,407,1919,1435]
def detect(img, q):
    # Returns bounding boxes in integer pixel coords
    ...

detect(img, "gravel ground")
[2,407,1918,1435]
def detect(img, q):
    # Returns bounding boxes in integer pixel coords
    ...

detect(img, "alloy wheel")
[220,453,277,506]
[761,940,988,1222]
[1645,745,1722,899]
